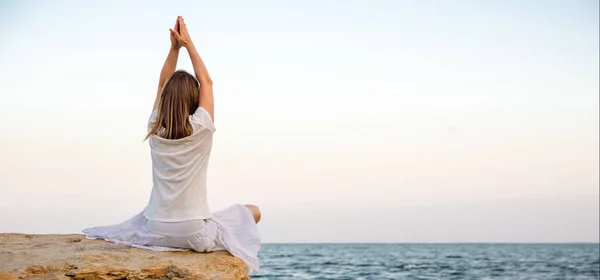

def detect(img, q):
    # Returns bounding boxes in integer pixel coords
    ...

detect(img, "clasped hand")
[170,16,193,49]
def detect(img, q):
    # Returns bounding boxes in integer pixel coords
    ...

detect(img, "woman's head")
[146,70,199,140]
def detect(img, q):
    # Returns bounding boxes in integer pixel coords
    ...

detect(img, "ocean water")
[253,244,600,280]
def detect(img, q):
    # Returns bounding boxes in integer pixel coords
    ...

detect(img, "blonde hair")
[146,70,199,140]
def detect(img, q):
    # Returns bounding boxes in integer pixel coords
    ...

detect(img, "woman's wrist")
[183,41,195,51]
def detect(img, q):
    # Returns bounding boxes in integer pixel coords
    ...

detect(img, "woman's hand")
[169,17,181,50]
[170,16,193,49]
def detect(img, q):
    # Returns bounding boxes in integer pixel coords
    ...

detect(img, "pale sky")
[0,0,598,243]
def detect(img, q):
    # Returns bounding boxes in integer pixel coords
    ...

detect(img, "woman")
[83,16,261,274]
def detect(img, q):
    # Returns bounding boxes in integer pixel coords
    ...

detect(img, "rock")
[0,233,250,280]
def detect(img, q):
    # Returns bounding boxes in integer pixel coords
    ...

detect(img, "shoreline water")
[255,243,600,279]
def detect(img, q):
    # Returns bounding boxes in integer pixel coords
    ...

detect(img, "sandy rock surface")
[0,233,250,280]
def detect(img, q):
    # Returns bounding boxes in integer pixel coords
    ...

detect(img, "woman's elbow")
[200,78,213,86]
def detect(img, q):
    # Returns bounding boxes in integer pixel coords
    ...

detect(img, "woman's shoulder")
[190,107,216,133]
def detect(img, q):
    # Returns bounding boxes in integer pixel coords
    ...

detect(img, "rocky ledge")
[0,233,250,280]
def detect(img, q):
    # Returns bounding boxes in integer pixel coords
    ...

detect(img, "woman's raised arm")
[172,17,214,121]
[153,17,182,111]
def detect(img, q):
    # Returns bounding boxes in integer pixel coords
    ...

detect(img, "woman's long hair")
[146,70,200,140]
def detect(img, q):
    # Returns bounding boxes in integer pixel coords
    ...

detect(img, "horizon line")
[3,233,598,245]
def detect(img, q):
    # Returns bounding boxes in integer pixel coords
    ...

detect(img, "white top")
[143,107,216,222]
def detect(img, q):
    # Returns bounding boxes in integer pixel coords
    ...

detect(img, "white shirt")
[143,107,216,222]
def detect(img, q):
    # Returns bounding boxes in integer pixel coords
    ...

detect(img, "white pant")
[146,219,206,236]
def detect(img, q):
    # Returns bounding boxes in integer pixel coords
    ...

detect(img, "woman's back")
[144,107,216,222]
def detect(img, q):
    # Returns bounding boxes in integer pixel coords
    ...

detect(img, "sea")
[253,243,600,280]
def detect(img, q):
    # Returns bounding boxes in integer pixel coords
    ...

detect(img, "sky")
[0,0,598,243]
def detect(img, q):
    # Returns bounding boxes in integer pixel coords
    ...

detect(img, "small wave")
[445,255,463,259]
[303,253,324,257]
[404,264,423,270]
[449,270,466,276]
